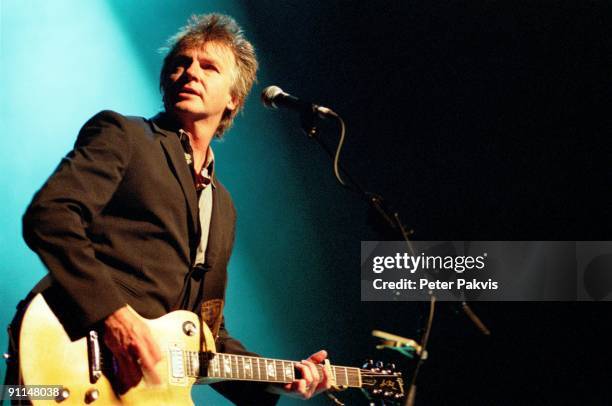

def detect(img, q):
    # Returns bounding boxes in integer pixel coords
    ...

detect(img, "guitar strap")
[200,298,224,339]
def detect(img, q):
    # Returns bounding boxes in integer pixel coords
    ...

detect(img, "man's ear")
[226,95,238,111]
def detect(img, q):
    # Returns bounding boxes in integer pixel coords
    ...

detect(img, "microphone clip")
[300,108,320,138]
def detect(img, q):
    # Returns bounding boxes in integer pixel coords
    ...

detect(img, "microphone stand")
[299,109,415,251]
[297,108,489,406]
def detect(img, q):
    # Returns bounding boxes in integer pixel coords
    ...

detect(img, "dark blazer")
[21,110,278,405]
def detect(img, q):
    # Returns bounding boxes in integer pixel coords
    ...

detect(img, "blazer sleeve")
[22,110,132,329]
[210,320,280,405]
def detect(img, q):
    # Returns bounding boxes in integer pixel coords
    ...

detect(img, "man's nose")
[185,59,200,80]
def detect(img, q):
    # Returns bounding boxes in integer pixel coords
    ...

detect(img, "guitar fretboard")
[181,351,361,387]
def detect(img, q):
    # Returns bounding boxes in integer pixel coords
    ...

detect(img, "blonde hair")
[160,14,258,136]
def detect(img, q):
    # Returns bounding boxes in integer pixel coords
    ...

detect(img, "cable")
[405,294,436,406]
[329,112,347,187]
[310,111,363,195]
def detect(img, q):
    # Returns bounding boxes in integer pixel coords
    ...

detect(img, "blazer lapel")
[204,182,223,271]
[153,122,199,238]
[202,179,232,300]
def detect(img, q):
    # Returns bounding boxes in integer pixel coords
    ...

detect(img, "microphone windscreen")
[261,85,284,109]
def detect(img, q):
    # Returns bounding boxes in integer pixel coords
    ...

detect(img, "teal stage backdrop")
[0,1,360,404]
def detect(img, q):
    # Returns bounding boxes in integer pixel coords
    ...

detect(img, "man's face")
[164,41,238,124]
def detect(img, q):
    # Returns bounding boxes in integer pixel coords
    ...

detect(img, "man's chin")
[170,104,205,118]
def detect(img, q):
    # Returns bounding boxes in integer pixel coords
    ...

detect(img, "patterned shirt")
[178,129,215,266]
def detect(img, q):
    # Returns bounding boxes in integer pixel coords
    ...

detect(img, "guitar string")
[182,350,364,386]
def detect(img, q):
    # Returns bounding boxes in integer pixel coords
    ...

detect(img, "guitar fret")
[223,354,231,378]
[274,360,281,382]
[265,358,276,381]
[257,357,262,381]
[331,366,339,385]
[232,354,237,379]
[244,356,253,379]
[234,355,239,379]
[279,360,285,382]
[227,354,231,378]
[283,361,294,382]
[332,366,341,386]
[228,354,233,378]
[261,358,267,381]
[216,354,222,377]
[349,367,361,387]
[330,366,359,387]
[212,354,220,377]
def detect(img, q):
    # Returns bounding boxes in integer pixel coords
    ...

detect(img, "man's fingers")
[104,307,163,388]
[307,349,328,364]
[277,350,331,399]
[296,379,308,398]
[319,364,332,391]
[296,362,313,386]
[302,359,320,386]
[131,342,162,385]
[143,332,163,364]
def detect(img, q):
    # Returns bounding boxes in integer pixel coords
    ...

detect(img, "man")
[8,13,330,404]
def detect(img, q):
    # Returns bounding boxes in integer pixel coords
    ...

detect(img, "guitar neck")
[181,351,362,387]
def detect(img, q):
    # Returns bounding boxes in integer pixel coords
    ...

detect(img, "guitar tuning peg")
[362,359,374,368]
[385,363,396,371]
[375,361,384,368]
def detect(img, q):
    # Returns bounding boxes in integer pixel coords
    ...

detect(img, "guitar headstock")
[360,360,405,403]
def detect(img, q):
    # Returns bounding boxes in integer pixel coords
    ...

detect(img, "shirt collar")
[150,112,217,188]
[178,129,216,189]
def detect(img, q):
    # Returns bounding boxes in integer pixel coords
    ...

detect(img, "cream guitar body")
[20,293,215,405]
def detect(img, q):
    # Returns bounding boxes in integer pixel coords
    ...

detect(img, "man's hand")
[103,306,162,393]
[279,350,332,400]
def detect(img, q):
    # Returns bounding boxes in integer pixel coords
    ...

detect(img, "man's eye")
[170,61,185,71]
[202,64,218,71]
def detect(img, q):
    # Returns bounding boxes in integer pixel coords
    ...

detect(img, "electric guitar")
[19,294,404,405]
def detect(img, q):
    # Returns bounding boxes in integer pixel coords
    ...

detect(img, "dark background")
[244,1,611,404]
[4,1,610,404]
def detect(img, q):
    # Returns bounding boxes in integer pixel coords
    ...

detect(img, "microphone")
[261,86,336,117]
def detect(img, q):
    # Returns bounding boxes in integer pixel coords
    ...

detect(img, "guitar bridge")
[87,330,102,383]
